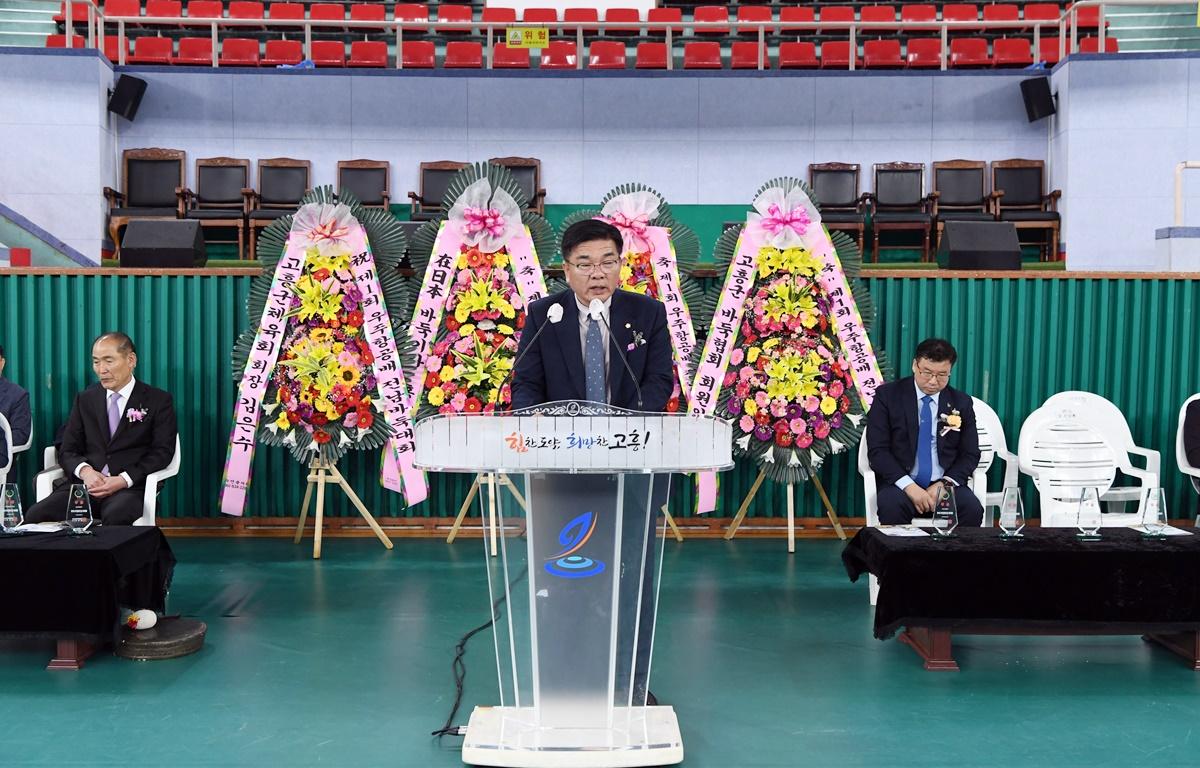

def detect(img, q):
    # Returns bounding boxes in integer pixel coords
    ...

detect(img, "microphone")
[589,298,643,410]
[498,301,563,412]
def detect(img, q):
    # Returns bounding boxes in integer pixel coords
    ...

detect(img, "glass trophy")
[1140,486,1169,538]
[930,485,958,538]
[1,483,22,532]
[1075,486,1103,540]
[998,486,1025,539]
[66,484,94,535]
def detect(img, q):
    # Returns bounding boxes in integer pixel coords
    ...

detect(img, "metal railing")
[50,0,1177,71]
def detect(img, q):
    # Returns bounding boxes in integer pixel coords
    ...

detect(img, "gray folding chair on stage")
[35,436,182,526]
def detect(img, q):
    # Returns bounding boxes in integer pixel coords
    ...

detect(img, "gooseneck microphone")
[589,298,643,410]
[498,301,563,411]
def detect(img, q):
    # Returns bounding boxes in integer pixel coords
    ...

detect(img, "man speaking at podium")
[511,219,674,706]
[511,219,673,413]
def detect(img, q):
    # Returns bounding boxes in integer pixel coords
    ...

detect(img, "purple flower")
[342,294,357,312]
[830,412,844,429]
[726,398,742,416]
[344,283,363,302]
[753,424,773,442]
[364,375,377,390]
[786,403,803,420]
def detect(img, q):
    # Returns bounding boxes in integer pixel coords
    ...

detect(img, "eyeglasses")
[915,367,952,382]
[567,259,620,274]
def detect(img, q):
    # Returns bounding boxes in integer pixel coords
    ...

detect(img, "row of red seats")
[57,1,1107,34]
[47,33,1119,68]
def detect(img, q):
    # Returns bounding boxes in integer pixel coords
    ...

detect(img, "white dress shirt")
[76,376,136,488]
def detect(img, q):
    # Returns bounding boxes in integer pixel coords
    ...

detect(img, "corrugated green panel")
[2,273,1197,521]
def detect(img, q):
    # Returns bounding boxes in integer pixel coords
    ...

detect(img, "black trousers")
[25,483,142,526]
[877,483,984,527]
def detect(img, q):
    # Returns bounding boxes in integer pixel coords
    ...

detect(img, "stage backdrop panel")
[1,270,1197,523]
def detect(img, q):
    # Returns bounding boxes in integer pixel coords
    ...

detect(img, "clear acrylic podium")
[414,401,732,768]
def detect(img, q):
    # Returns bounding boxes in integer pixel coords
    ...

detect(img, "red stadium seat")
[185,0,222,20]
[1078,35,1118,53]
[102,34,130,62]
[900,4,937,22]
[730,41,768,69]
[144,0,182,21]
[45,33,86,48]
[349,40,388,66]
[127,34,173,62]
[819,6,855,25]
[173,36,214,65]
[646,7,682,36]
[267,2,303,21]
[779,6,815,35]
[1069,3,1107,29]
[863,38,903,68]
[778,40,818,68]
[604,8,640,36]
[1038,36,1063,64]
[310,40,346,66]
[586,40,624,68]
[309,2,345,34]
[562,8,599,36]
[981,4,1018,23]
[220,37,260,65]
[1023,3,1060,22]
[993,37,1032,66]
[492,42,531,68]
[522,7,558,25]
[53,1,95,25]
[349,4,387,30]
[820,40,861,68]
[859,5,897,30]
[736,6,772,37]
[940,3,979,32]
[692,6,730,36]
[480,6,516,33]
[228,1,264,21]
[399,39,435,67]
[393,4,429,33]
[949,37,990,67]
[103,0,139,20]
[635,41,668,69]
[683,41,722,68]
[261,38,302,65]
[540,40,578,68]
[443,40,482,67]
[905,37,943,67]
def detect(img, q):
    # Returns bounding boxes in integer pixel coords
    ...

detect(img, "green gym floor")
[2,537,1197,767]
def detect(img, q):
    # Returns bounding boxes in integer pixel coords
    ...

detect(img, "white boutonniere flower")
[938,409,962,437]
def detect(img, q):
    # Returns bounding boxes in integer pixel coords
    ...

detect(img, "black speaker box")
[108,75,147,121]
[1020,77,1055,122]
[121,220,206,268]
[936,221,1022,270]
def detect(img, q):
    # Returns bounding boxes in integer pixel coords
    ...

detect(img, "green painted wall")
[1,271,1196,521]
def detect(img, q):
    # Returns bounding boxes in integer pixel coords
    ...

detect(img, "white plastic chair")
[1178,394,1200,495]
[34,436,181,526]
[0,412,32,489]
[1017,406,1154,527]
[859,397,1011,604]
[1040,391,1160,513]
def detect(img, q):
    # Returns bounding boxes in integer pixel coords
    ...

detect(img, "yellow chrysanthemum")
[744,399,758,416]
[427,387,446,406]
[493,252,510,268]
[747,347,761,363]
[820,396,838,415]
[457,254,470,269]
[459,324,475,336]
[439,365,455,381]
[274,410,291,430]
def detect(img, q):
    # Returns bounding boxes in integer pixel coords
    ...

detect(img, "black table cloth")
[842,527,1200,639]
[0,527,175,637]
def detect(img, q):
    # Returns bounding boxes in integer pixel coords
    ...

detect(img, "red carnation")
[775,432,794,447]
[464,397,483,413]
[754,411,771,426]
[840,396,851,413]
[774,420,790,435]
[446,317,460,332]
[312,268,330,281]
[287,411,300,424]
[312,414,328,426]
[346,310,364,327]
[313,430,331,444]
[357,411,375,429]
[517,315,525,329]
[425,371,440,389]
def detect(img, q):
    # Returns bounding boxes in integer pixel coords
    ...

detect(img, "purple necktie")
[108,391,121,440]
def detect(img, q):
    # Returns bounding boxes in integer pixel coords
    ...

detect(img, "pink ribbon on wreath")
[462,207,506,239]
[310,219,350,245]
[605,211,653,254]
[759,203,810,239]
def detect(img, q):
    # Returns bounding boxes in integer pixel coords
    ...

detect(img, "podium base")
[462,705,684,768]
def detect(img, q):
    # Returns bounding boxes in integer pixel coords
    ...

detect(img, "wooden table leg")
[1143,632,1200,671]
[898,626,959,671]
[47,638,96,671]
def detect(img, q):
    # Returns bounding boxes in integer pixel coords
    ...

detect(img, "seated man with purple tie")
[25,332,177,526]
[866,337,984,527]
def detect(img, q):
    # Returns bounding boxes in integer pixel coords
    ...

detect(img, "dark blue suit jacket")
[511,288,674,413]
[865,376,980,488]
[0,376,31,467]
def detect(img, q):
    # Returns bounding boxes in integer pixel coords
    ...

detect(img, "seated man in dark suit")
[26,332,177,526]
[0,343,32,471]
[512,219,674,705]
[866,337,984,527]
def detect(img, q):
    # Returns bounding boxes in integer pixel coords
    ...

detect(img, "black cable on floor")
[432,564,528,739]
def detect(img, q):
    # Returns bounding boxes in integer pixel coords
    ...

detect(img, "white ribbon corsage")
[938,409,962,437]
